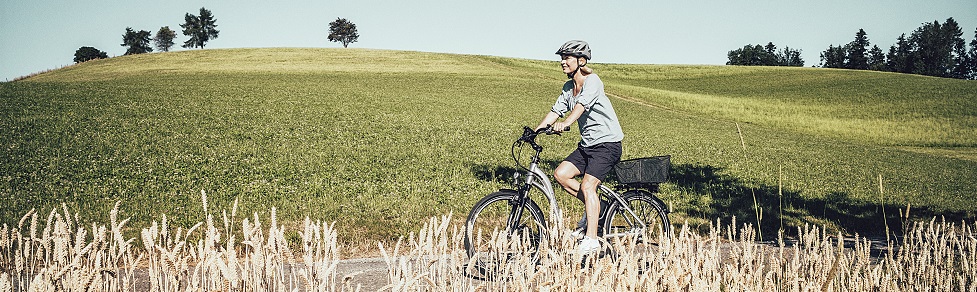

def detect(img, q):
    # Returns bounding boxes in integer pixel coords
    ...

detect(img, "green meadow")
[2,48,975,254]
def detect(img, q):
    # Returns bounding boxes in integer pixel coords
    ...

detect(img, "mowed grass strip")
[2,48,975,255]
[598,64,977,148]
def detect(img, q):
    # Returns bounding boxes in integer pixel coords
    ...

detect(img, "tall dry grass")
[1,192,351,291]
[385,215,977,291]
[2,198,975,291]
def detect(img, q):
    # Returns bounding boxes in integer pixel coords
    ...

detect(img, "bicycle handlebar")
[512,124,570,170]
[519,124,570,143]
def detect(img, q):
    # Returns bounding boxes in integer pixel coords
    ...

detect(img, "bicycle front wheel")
[602,189,671,245]
[464,190,546,276]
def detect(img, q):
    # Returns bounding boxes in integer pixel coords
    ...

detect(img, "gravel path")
[125,238,894,291]
[336,257,391,291]
[330,237,897,290]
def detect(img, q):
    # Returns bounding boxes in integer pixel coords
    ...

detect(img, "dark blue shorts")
[564,141,622,182]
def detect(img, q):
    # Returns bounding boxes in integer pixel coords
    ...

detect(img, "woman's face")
[561,55,581,74]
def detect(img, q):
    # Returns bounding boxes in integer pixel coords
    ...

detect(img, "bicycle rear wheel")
[602,189,671,245]
[464,190,546,277]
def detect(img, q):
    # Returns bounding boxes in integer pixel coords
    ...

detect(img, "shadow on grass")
[471,159,564,185]
[470,161,970,240]
[669,163,971,240]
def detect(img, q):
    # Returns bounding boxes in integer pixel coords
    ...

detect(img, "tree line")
[727,43,804,67]
[821,18,975,79]
[74,9,359,64]
[728,17,977,80]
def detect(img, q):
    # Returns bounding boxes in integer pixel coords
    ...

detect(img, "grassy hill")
[2,48,976,254]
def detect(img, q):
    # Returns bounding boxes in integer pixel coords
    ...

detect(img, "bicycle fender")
[648,195,670,214]
[624,189,670,214]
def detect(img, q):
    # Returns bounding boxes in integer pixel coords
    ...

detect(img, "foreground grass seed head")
[2,204,976,291]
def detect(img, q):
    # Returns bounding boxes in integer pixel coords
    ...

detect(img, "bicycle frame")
[524,159,563,228]
[515,130,647,238]
[597,184,648,238]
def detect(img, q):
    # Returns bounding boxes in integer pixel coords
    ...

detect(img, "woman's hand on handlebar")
[536,124,571,136]
[523,124,569,141]
[551,122,571,134]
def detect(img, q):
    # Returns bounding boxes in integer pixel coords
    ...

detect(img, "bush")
[73,46,108,63]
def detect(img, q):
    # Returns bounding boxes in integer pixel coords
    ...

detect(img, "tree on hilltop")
[121,27,153,55]
[778,46,805,66]
[909,18,964,78]
[819,44,847,68]
[74,46,108,63]
[727,42,803,66]
[884,19,970,78]
[154,26,177,52]
[945,19,970,79]
[181,7,219,49]
[727,44,775,66]
[820,28,872,69]
[886,34,914,73]
[846,29,870,70]
[328,18,359,48]
[968,28,977,79]
[867,45,886,71]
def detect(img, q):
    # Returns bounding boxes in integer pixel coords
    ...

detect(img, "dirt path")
[336,257,390,291]
[332,237,895,290]
[124,238,893,291]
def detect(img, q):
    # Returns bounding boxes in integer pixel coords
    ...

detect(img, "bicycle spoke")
[464,191,546,279]
[602,190,670,246]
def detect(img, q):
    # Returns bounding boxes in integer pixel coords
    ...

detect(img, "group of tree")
[128,7,219,53]
[73,7,220,63]
[819,17,976,79]
[727,42,804,66]
[76,11,359,64]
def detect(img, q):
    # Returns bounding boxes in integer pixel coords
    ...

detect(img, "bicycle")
[464,125,672,273]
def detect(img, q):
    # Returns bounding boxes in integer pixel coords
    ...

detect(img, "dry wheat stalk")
[5,199,977,291]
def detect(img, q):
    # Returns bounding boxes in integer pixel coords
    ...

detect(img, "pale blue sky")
[2,0,975,81]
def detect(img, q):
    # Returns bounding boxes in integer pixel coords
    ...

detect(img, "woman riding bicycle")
[535,40,624,255]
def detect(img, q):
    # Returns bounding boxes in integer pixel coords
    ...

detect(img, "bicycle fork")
[505,189,530,232]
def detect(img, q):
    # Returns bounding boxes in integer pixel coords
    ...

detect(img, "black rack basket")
[614,155,670,185]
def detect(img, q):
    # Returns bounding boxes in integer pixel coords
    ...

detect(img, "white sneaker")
[578,236,600,255]
[571,216,588,238]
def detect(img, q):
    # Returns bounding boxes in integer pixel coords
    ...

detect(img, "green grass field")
[2,48,975,254]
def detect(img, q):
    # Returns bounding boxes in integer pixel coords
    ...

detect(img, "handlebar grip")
[541,124,571,132]
[538,124,570,135]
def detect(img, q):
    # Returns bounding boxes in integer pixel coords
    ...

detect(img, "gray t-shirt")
[550,74,624,147]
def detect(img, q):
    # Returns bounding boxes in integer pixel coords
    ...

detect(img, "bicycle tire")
[602,189,671,245]
[464,190,547,276]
